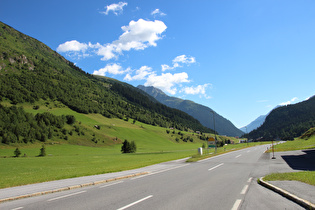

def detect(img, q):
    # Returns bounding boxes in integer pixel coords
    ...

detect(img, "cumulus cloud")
[57,40,88,52]
[124,66,153,81]
[173,55,196,64]
[101,2,128,15]
[57,19,167,61]
[180,84,212,99]
[161,55,196,71]
[279,97,298,106]
[151,9,166,16]
[93,63,129,76]
[144,72,190,95]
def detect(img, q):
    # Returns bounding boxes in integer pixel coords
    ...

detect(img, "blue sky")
[1,0,315,128]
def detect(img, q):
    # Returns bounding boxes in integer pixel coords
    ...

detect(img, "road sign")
[208,145,215,148]
[208,137,215,142]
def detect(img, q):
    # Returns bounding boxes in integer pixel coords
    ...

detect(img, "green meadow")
[0,101,219,188]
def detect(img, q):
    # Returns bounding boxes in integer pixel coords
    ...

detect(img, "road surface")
[0,145,303,210]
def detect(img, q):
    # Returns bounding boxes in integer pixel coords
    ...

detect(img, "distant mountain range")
[137,85,244,137]
[240,115,267,133]
[240,105,280,133]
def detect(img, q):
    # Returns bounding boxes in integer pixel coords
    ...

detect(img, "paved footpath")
[253,149,315,209]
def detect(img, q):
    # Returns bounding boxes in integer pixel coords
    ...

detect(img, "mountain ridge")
[137,85,244,137]
[248,96,315,140]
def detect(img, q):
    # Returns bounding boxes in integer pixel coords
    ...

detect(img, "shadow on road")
[281,149,315,171]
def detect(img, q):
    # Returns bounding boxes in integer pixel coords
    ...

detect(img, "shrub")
[121,140,137,153]
[38,145,46,157]
[14,148,21,157]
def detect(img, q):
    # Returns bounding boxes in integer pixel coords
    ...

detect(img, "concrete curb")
[258,177,315,210]
[0,172,149,203]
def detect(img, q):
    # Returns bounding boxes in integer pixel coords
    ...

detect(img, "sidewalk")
[258,149,315,209]
[0,157,189,203]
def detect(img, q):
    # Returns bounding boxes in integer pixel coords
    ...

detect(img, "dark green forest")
[0,21,212,144]
[248,96,315,140]
[0,104,75,144]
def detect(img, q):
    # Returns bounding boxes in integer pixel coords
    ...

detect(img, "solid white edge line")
[117,195,153,210]
[241,185,249,195]
[231,199,242,210]
[99,181,124,188]
[47,190,86,202]
[208,163,224,171]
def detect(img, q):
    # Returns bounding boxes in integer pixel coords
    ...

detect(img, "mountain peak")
[138,85,243,137]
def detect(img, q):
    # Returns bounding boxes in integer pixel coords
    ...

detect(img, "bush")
[121,140,137,153]
[14,148,21,157]
[38,145,46,157]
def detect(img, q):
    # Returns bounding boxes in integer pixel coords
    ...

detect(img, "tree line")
[0,104,75,144]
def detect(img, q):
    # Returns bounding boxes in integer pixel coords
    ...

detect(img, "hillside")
[137,85,244,137]
[0,20,213,146]
[248,96,315,140]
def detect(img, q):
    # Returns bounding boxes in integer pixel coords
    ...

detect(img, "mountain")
[0,21,213,139]
[240,106,280,133]
[248,96,315,140]
[137,85,244,137]
[240,115,267,133]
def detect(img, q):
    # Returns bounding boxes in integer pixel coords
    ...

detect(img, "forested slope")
[138,85,243,137]
[0,21,213,145]
[248,96,315,140]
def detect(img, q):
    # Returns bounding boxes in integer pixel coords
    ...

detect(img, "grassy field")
[269,135,315,152]
[1,101,227,188]
[0,144,198,188]
[264,131,315,185]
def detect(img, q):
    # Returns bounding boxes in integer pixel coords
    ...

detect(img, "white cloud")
[279,97,298,106]
[144,72,190,95]
[161,55,196,71]
[181,84,212,99]
[58,19,167,61]
[92,63,129,76]
[173,55,196,64]
[96,19,167,60]
[101,2,128,15]
[124,66,153,81]
[57,40,88,52]
[151,9,166,16]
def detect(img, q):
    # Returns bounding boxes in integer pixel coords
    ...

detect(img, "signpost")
[208,137,216,148]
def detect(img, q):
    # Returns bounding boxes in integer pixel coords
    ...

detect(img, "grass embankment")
[0,101,224,189]
[264,129,315,186]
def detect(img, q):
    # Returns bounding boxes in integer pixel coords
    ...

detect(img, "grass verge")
[263,171,315,186]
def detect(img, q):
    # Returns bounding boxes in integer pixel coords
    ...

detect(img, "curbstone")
[258,177,315,210]
[0,172,149,203]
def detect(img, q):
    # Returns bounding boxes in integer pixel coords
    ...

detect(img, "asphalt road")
[0,145,303,210]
